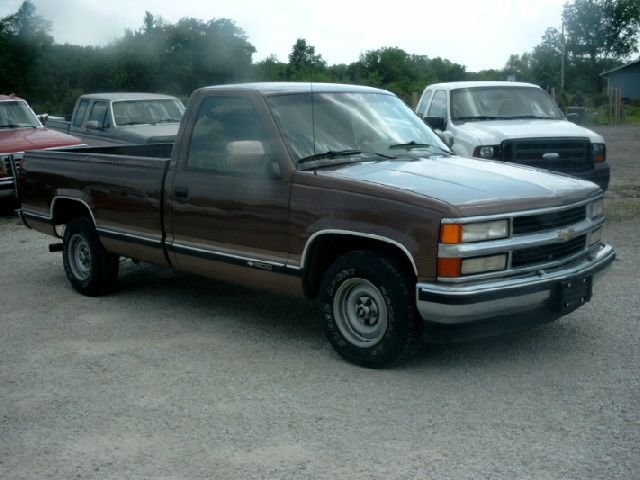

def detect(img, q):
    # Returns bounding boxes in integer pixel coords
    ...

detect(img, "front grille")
[1,154,22,178]
[502,138,591,172]
[513,205,586,235]
[512,235,586,268]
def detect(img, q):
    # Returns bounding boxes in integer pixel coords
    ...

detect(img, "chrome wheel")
[333,278,388,347]
[68,234,91,280]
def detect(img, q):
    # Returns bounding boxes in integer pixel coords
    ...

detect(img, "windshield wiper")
[506,115,555,120]
[298,149,362,164]
[388,141,435,150]
[388,141,450,155]
[118,121,153,126]
[155,118,182,123]
[453,116,507,121]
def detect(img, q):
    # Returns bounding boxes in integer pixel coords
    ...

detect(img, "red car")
[1,94,84,203]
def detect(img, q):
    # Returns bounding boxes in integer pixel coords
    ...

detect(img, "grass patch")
[589,103,640,125]
[0,215,18,226]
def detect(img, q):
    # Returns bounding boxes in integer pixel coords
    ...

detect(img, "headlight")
[441,219,509,244]
[461,254,507,275]
[590,198,604,219]
[473,145,501,159]
[589,227,603,246]
[592,143,606,163]
[438,253,508,277]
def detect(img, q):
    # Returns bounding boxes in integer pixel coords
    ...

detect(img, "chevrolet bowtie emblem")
[557,228,577,241]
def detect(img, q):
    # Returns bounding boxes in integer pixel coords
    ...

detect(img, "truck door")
[166,91,295,288]
[77,100,115,147]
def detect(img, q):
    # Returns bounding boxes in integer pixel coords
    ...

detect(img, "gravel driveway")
[1,126,639,479]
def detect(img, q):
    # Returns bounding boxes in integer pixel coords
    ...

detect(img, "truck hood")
[320,155,600,216]
[0,127,83,154]
[115,123,180,143]
[455,119,603,144]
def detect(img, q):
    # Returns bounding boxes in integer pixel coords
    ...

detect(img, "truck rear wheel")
[320,250,421,368]
[63,217,119,296]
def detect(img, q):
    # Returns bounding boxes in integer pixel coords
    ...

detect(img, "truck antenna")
[310,65,317,175]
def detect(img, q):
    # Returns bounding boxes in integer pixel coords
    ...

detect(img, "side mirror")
[226,140,266,169]
[423,116,446,131]
[85,120,101,130]
[438,131,454,148]
[37,113,48,125]
[565,112,580,124]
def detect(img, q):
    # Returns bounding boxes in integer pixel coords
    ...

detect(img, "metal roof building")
[601,59,640,100]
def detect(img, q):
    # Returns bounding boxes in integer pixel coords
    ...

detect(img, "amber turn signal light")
[438,257,462,277]
[441,224,462,244]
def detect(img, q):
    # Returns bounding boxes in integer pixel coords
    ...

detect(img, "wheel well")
[51,198,94,226]
[302,234,416,300]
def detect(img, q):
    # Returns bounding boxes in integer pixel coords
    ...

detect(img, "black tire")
[320,250,421,368]
[62,217,119,296]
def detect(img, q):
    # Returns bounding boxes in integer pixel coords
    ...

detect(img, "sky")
[0,0,567,72]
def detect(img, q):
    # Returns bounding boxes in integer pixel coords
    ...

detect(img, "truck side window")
[416,90,433,117]
[73,99,90,127]
[427,90,447,119]
[187,96,269,176]
[88,101,109,128]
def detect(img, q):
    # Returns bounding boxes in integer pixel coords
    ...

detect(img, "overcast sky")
[0,0,566,71]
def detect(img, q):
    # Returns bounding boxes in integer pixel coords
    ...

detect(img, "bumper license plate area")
[555,275,593,313]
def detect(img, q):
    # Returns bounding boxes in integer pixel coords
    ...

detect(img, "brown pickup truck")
[18,82,615,368]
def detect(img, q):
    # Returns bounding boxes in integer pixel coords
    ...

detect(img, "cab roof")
[0,94,24,101]
[425,81,541,91]
[197,82,393,96]
[78,92,181,101]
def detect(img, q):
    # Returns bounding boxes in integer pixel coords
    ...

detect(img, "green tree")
[253,54,288,81]
[530,27,563,90]
[349,47,465,103]
[0,0,53,98]
[563,0,640,63]
[287,38,327,80]
[563,0,640,91]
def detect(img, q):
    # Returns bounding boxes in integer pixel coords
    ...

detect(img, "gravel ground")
[1,126,639,479]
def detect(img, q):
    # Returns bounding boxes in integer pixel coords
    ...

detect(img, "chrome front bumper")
[416,244,615,325]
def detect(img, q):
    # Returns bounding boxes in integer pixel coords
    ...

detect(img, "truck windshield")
[267,92,449,164]
[112,99,186,126]
[0,100,40,128]
[451,86,564,121]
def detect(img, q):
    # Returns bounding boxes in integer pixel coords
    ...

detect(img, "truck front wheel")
[320,250,421,368]
[63,217,119,296]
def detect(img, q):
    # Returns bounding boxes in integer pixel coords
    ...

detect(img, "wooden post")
[617,86,623,124]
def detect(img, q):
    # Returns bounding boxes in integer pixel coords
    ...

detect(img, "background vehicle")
[19,83,614,368]
[1,94,83,205]
[45,92,186,146]
[415,81,610,190]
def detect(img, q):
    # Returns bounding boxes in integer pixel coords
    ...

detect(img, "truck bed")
[20,143,174,265]
[44,116,72,134]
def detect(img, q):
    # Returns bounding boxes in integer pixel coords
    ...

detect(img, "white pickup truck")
[415,81,610,190]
